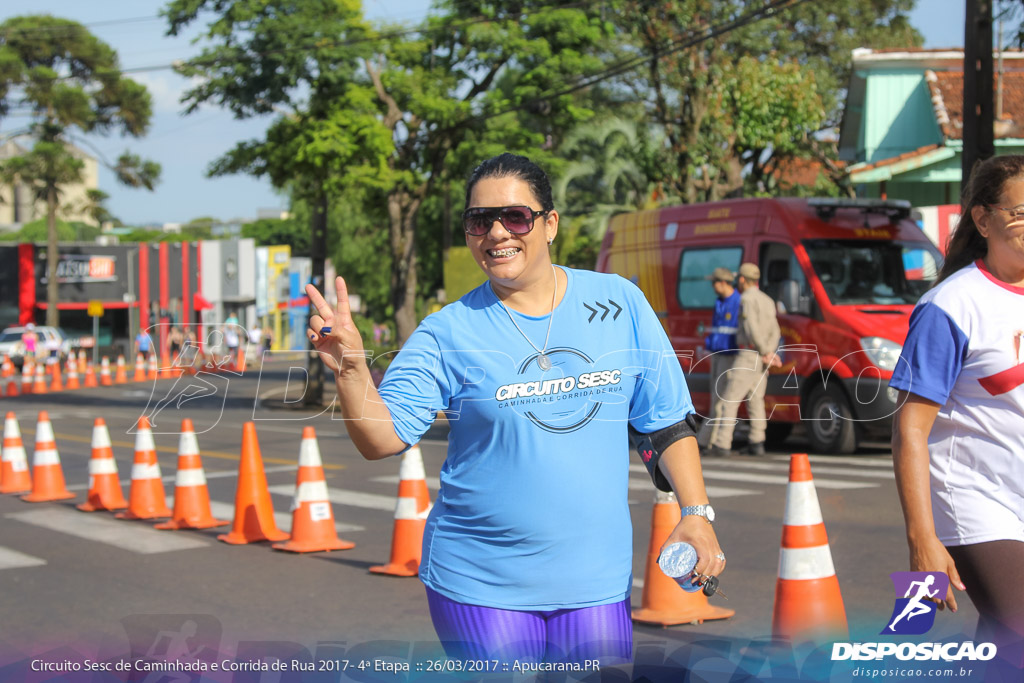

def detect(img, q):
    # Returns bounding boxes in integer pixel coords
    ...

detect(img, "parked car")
[0,325,73,368]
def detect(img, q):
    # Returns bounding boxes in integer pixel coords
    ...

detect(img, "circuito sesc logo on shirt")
[881,572,949,635]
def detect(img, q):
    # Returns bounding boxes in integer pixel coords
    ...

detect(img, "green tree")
[0,15,161,326]
[166,1,614,352]
[80,188,117,226]
[611,0,922,201]
[353,1,614,343]
[242,216,311,255]
[166,0,386,404]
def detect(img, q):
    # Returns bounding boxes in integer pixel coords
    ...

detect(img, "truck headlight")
[860,337,902,372]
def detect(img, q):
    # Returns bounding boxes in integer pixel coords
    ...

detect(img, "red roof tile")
[927,70,1024,140]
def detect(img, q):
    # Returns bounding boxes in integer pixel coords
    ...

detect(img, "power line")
[0,15,162,34]
[464,0,814,128]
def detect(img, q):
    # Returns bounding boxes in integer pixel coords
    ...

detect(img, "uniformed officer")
[703,267,740,452]
[707,263,781,457]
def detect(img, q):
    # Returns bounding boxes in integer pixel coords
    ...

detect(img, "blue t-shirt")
[706,290,740,353]
[378,267,695,610]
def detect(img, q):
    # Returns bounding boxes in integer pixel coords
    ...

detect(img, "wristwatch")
[680,504,715,524]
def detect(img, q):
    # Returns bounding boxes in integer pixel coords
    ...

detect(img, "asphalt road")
[0,358,989,682]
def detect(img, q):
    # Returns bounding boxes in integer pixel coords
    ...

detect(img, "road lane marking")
[268,485,395,511]
[170,498,364,534]
[770,455,893,468]
[6,509,208,554]
[65,465,298,491]
[629,463,879,489]
[0,546,46,569]
[710,460,894,479]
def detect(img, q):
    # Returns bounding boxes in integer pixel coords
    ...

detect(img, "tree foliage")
[0,15,160,325]
[608,0,922,202]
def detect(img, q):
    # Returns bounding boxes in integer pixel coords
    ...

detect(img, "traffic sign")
[87,300,104,317]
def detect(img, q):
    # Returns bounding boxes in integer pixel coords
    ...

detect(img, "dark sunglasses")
[462,205,550,236]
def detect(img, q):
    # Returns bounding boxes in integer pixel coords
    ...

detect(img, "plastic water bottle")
[657,542,702,593]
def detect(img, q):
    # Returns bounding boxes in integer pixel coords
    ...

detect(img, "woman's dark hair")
[464,153,554,211]
[936,154,1024,283]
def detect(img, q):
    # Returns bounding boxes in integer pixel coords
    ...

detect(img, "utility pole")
[962,0,994,183]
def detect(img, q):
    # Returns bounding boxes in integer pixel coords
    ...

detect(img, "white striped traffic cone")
[22,411,75,502]
[116,417,172,519]
[772,453,848,642]
[272,426,354,553]
[370,445,433,576]
[1,412,32,494]
[100,356,113,386]
[77,418,128,512]
[155,419,227,530]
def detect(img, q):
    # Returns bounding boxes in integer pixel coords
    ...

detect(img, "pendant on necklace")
[537,354,552,371]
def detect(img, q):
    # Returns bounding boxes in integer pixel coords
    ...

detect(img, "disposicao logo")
[830,571,997,663]
[881,571,948,635]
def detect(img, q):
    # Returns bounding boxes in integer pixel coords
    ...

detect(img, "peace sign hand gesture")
[305,276,369,379]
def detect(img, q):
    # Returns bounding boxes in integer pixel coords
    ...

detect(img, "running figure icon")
[888,574,940,632]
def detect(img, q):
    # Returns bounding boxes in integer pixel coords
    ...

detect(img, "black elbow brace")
[629,413,700,492]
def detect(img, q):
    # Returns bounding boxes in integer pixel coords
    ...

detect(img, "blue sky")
[0,0,965,226]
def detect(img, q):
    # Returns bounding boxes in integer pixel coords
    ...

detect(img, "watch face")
[705,505,716,522]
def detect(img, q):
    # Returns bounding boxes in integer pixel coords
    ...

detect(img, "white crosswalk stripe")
[0,545,46,569]
[6,508,208,554]
[629,460,880,490]
[65,465,297,491]
[268,484,395,511]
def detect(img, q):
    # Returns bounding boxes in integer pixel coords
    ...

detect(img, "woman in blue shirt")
[306,153,725,666]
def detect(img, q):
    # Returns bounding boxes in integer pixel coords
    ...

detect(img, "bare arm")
[306,276,407,460]
[891,391,965,611]
[656,435,726,578]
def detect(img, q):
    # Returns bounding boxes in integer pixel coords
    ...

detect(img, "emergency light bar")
[808,198,912,222]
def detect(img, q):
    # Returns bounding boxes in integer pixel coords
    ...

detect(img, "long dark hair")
[937,154,1024,283]
[464,153,554,211]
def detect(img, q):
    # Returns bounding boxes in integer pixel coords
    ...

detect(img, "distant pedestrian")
[703,266,740,453]
[168,326,184,363]
[134,328,154,359]
[707,262,781,457]
[22,323,38,361]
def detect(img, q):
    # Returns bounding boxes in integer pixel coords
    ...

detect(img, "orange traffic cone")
[115,355,128,383]
[49,361,63,392]
[235,345,246,373]
[370,444,432,575]
[3,357,17,397]
[133,353,146,382]
[78,349,86,367]
[1,412,32,494]
[83,360,98,388]
[219,422,289,544]
[771,453,848,642]
[115,417,172,520]
[77,418,129,512]
[155,419,228,530]
[65,357,81,390]
[22,411,75,502]
[21,360,34,394]
[632,490,735,626]
[99,358,112,385]
[147,354,158,380]
[273,427,353,553]
[33,363,48,393]
[159,351,172,379]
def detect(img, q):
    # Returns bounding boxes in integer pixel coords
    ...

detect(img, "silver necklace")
[498,265,557,371]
